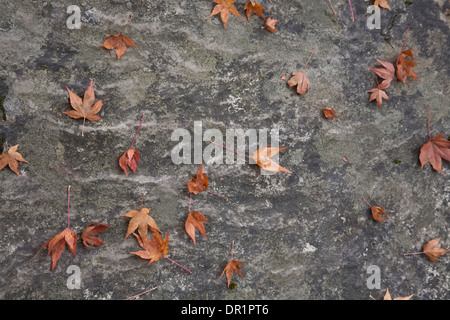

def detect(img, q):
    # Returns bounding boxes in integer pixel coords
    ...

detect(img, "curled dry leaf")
[131,229,170,265]
[209,0,242,30]
[38,227,78,271]
[220,260,245,288]
[263,17,278,32]
[419,133,450,175]
[396,49,418,85]
[185,211,209,244]
[81,223,111,247]
[119,148,140,176]
[63,79,103,136]
[244,1,265,21]
[187,163,209,194]
[0,144,28,176]
[101,15,136,60]
[369,59,395,89]
[370,206,388,222]
[251,146,292,173]
[322,108,338,119]
[288,72,309,95]
[121,207,160,240]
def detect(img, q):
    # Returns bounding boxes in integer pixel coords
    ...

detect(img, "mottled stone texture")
[0,0,449,300]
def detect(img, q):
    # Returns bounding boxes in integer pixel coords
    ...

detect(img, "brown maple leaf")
[244,1,265,21]
[396,49,418,85]
[121,207,160,240]
[185,211,209,244]
[323,108,338,119]
[374,0,391,10]
[369,59,395,89]
[131,228,170,265]
[250,146,292,173]
[209,0,242,30]
[287,48,315,95]
[63,79,103,136]
[263,17,278,32]
[368,87,388,109]
[220,260,245,288]
[187,163,209,194]
[0,144,28,176]
[404,238,449,262]
[419,105,450,175]
[81,223,111,248]
[382,288,413,300]
[101,14,136,60]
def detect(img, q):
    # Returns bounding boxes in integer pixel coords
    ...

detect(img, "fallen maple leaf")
[244,1,265,21]
[0,144,28,176]
[63,79,103,136]
[368,87,388,109]
[185,211,209,244]
[288,48,315,95]
[396,49,418,85]
[404,238,449,262]
[382,288,413,300]
[101,14,136,60]
[374,0,391,10]
[121,207,160,240]
[220,260,245,288]
[187,163,209,194]
[119,114,145,176]
[419,105,450,175]
[369,59,395,89]
[263,17,278,32]
[250,146,292,173]
[209,0,242,30]
[81,223,111,247]
[29,186,77,271]
[310,105,338,119]
[131,228,170,265]
[362,196,388,222]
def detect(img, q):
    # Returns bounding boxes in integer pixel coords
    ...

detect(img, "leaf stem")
[303,47,315,73]
[206,190,229,201]
[310,105,324,110]
[328,0,336,15]
[361,195,372,207]
[82,117,86,137]
[403,252,423,256]
[122,14,133,34]
[401,27,410,51]
[348,0,354,22]
[209,140,250,158]
[140,192,146,210]
[130,113,145,149]
[67,185,71,228]
[123,286,158,300]
[231,240,234,260]
[164,256,192,273]
[427,104,431,140]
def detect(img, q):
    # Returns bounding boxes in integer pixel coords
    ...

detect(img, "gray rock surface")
[0,0,448,300]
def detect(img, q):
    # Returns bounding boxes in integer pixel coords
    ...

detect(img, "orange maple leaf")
[369,59,395,89]
[81,223,111,248]
[382,288,413,300]
[63,79,103,136]
[220,260,245,288]
[209,0,242,30]
[187,163,209,194]
[244,1,265,21]
[101,14,136,60]
[250,146,292,173]
[263,17,278,32]
[374,0,391,10]
[287,48,315,95]
[121,207,160,240]
[0,144,28,176]
[362,196,388,222]
[119,114,145,176]
[185,211,209,244]
[396,49,418,85]
[131,229,170,265]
